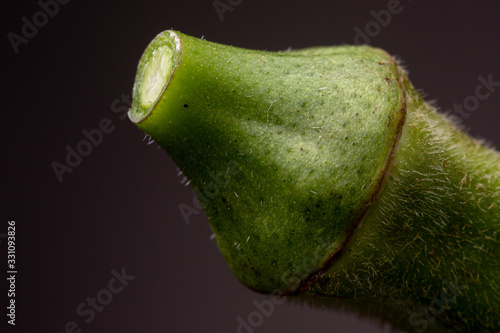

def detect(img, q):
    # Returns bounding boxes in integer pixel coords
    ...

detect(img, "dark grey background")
[2,1,500,332]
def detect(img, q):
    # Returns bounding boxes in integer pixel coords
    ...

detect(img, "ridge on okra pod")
[127,30,500,332]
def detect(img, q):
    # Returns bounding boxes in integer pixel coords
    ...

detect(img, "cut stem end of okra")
[129,30,181,123]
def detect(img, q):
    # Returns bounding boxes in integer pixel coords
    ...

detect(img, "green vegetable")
[128,30,499,332]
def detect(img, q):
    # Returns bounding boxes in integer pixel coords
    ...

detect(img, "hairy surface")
[129,31,500,332]
[305,73,500,332]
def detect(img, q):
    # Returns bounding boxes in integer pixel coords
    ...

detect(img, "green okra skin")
[128,31,499,332]
[304,77,500,332]
[129,31,406,293]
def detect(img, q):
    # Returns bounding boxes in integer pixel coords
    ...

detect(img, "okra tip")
[129,30,181,123]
